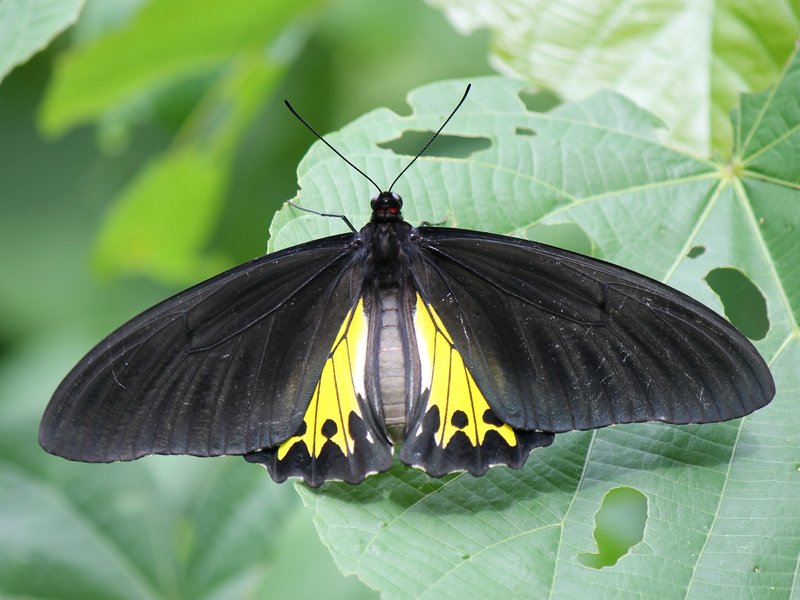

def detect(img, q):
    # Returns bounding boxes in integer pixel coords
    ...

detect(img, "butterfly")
[39,85,775,487]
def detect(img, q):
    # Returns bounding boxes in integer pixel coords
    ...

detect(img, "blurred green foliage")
[1,1,797,598]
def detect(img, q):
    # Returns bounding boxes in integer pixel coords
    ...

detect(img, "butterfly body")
[360,192,423,444]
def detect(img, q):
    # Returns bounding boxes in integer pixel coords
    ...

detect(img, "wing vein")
[206,333,244,455]
[188,251,353,352]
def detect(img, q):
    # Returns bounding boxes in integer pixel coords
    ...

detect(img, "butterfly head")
[370,191,403,222]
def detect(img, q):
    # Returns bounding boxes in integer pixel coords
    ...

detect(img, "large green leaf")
[426,0,800,156]
[0,0,84,84]
[264,56,799,599]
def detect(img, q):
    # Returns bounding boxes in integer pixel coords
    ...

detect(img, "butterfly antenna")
[387,83,471,192]
[284,100,383,196]
[287,199,357,233]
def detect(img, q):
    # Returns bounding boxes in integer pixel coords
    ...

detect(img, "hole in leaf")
[687,245,705,259]
[705,267,769,340]
[378,132,490,159]
[525,223,595,257]
[577,487,647,569]
[519,90,561,113]
[515,126,537,137]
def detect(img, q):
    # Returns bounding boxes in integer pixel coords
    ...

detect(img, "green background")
[1,1,798,598]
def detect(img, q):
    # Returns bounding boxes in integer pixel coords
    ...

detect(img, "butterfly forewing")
[409,227,775,434]
[39,235,364,462]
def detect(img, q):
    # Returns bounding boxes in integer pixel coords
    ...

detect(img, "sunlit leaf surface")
[0,0,83,84]
[427,0,800,155]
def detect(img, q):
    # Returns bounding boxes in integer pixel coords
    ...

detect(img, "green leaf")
[92,53,284,284]
[0,0,84,84]
[271,58,799,598]
[38,0,321,136]
[426,0,800,155]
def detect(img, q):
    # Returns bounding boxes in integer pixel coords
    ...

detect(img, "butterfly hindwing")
[400,293,554,476]
[246,298,393,486]
[39,235,366,462]
[411,227,775,433]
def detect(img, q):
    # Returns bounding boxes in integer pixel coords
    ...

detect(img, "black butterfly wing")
[408,227,775,434]
[40,234,371,465]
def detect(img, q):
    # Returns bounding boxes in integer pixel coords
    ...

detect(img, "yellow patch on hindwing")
[277,299,367,460]
[413,294,517,448]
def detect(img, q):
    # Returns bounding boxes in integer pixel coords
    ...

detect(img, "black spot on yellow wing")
[400,294,553,476]
[451,410,469,429]
[321,419,338,438]
[245,299,392,486]
[482,409,504,427]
